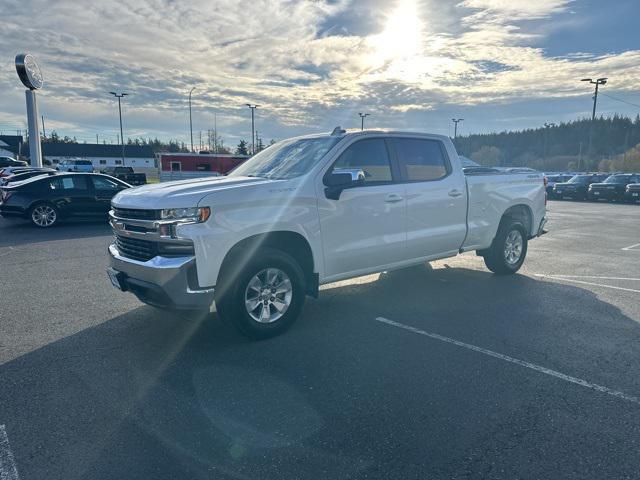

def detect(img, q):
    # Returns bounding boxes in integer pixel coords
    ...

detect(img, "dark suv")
[625,182,640,203]
[553,173,609,200]
[588,174,640,202]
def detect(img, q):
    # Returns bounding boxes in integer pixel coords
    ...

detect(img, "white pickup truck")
[107,129,547,338]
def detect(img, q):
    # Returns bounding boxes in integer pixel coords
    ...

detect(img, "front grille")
[115,235,158,262]
[112,207,160,221]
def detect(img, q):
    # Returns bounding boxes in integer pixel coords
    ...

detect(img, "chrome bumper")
[107,243,214,310]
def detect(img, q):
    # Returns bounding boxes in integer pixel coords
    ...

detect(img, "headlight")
[160,207,210,223]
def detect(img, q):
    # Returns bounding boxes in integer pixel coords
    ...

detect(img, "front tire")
[216,248,306,340]
[30,203,59,228]
[483,221,528,275]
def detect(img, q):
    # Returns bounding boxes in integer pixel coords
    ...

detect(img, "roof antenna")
[331,126,346,136]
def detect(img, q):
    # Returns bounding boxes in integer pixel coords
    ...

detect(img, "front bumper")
[626,190,640,202]
[107,243,214,310]
[589,189,622,200]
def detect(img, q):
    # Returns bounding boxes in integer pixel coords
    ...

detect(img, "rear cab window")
[392,138,450,182]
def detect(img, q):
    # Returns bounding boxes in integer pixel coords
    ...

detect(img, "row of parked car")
[546,173,640,203]
[0,156,146,185]
[0,167,131,227]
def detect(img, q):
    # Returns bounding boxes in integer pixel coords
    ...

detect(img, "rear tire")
[216,248,306,340]
[483,221,528,275]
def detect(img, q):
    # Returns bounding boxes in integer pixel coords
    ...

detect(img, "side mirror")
[323,168,365,200]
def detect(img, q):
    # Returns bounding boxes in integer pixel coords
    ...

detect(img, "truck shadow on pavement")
[1,266,639,479]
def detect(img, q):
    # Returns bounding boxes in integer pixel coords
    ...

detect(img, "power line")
[600,92,640,109]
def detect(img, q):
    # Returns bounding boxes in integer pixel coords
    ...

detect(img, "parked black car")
[100,166,147,185]
[0,173,130,227]
[553,174,609,200]
[588,174,640,202]
[0,156,28,168]
[625,183,640,203]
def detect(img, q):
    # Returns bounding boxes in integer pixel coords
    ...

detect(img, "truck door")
[317,137,406,278]
[390,137,467,259]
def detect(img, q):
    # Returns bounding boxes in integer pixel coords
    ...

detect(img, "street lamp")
[358,113,370,131]
[452,118,464,139]
[109,92,128,165]
[188,87,196,152]
[245,104,259,155]
[581,77,607,121]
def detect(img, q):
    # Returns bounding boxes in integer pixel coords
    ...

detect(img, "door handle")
[448,189,463,198]
[385,193,403,203]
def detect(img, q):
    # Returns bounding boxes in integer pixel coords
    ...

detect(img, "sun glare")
[370,0,424,69]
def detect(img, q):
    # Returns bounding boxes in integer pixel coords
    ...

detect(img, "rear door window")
[393,138,450,181]
[49,176,89,190]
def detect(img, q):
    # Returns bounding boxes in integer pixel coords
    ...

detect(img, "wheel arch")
[499,203,534,237]
[216,231,318,300]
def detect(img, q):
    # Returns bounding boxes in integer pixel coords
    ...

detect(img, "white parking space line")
[539,275,640,281]
[622,243,640,251]
[534,274,640,294]
[375,317,640,405]
[0,425,20,480]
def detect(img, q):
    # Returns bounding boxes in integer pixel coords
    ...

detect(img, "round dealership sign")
[15,53,43,90]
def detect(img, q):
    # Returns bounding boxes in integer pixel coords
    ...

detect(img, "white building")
[30,143,157,174]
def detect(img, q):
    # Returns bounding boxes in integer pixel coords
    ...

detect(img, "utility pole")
[199,130,202,152]
[41,115,46,138]
[581,77,607,121]
[358,112,370,131]
[543,122,556,169]
[109,92,128,165]
[189,87,196,152]
[245,104,259,155]
[578,142,583,171]
[452,118,464,139]
[581,77,607,159]
[96,134,98,144]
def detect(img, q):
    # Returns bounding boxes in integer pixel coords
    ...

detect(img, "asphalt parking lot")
[0,200,639,479]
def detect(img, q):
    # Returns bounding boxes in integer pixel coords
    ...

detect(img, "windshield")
[604,175,628,184]
[229,137,341,180]
[567,175,588,184]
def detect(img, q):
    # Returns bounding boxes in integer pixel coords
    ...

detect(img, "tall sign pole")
[15,54,44,167]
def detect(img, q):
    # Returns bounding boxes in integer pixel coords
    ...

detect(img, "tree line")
[454,114,640,172]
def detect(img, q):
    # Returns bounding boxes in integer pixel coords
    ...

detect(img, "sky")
[1,0,640,148]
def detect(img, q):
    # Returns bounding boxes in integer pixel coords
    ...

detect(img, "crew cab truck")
[107,129,547,339]
[101,166,147,186]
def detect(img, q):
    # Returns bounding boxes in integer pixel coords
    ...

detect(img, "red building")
[158,153,249,180]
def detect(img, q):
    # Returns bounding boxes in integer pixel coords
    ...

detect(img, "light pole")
[581,77,607,121]
[452,118,464,139]
[189,87,196,153]
[358,113,370,131]
[109,92,128,165]
[245,104,259,155]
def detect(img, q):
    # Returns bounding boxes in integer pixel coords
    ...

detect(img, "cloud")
[0,0,638,143]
